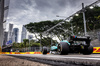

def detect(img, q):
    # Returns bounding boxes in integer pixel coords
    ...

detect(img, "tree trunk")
[57,35,61,41]
[87,22,91,31]
[33,32,39,40]
[93,24,96,32]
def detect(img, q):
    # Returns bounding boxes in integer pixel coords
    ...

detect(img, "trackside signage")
[93,47,100,53]
[0,47,100,54]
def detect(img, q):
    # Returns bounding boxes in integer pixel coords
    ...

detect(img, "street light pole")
[82,3,87,36]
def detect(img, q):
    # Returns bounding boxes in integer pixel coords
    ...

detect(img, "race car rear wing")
[69,36,91,46]
[70,36,91,41]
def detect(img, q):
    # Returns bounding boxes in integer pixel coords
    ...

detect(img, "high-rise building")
[21,25,27,42]
[3,31,8,45]
[28,35,33,39]
[12,28,19,43]
[8,23,13,43]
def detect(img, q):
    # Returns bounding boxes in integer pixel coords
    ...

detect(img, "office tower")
[3,31,8,45]
[28,35,33,39]
[8,23,13,43]
[21,25,27,42]
[12,28,19,43]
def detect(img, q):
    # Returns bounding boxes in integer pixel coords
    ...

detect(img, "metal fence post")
[82,3,87,36]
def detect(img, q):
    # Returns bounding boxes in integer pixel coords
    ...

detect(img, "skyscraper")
[12,28,19,43]
[3,31,8,46]
[28,35,33,39]
[8,23,13,43]
[21,25,27,42]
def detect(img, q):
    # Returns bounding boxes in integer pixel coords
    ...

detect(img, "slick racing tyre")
[42,47,47,55]
[82,45,93,55]
[58,42,69,55]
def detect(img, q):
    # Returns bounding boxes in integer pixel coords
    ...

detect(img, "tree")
[23,39,29,47]
[70,6,100,35]
[19,43,24,48]
[36,37,58,46]
[31,43,40,47]
[85,6,100,31]
[25,19,71,42]
[12,42,20,48]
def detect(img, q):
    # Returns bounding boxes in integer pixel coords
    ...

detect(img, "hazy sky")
[7,0,97,25]
[6,0,98,42]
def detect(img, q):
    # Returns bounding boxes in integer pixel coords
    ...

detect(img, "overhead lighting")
[75,14,79,16]
[61,22,65,24]
[66,20,70,22]
[70,17,73,19]
[90,6,94,9]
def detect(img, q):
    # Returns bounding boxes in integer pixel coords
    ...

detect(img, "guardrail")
[0,47,100,54]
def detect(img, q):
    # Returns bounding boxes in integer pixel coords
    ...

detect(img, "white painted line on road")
[9,54,100,60]
[27,54,100,60]
[43,55,100,60]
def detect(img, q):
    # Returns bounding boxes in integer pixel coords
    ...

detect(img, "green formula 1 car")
[42,36,93,55]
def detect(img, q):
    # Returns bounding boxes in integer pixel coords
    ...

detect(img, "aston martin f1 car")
[42,36,93,55]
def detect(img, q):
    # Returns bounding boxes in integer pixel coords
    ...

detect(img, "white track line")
[9,54,100,60]
[44,55,100,60]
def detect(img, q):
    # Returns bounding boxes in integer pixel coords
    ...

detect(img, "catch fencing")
[12,47,41,52]
[87,29,100,47]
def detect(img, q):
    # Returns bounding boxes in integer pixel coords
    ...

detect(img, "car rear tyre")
[82,45,93,55]
[42,47,47,55]
[58,42,69,55]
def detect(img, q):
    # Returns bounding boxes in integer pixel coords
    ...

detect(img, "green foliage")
[24,6,100,43]
[70,13,83,35]
[85,6,100,30]
[18,43,24,48]
[22,39,29,47]
[40,37,58,46]
[71,6,100,35]
[25,20,62,33]
[25,19,71,41]
[12,42,20,48]
[31,43,40,47]
[12,39,40,48]
[23,39,29,44]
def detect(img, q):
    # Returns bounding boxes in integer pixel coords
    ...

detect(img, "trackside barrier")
[0,46,1,52]
[0,52,50,54]
[0,52,42,54]
[0,47,100,54]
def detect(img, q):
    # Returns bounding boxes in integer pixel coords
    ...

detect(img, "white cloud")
[6,0,98,42]
[7,0,97,25]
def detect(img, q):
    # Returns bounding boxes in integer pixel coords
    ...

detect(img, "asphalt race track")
[8,54,100,66]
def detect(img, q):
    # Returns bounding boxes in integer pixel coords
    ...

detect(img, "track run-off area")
[8,54,100,60]
[0,47,100,65]
[0,47,99,65]
[6,54,100,66]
